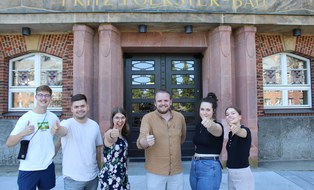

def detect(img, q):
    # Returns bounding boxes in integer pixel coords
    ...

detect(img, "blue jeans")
[189,159,222,190]
[64,176,99,190]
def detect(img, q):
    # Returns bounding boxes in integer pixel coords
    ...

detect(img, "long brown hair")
[110,107,130,138]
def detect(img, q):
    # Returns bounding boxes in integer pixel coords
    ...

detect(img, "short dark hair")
[155,89,172,100]
[36,85,52,95]
[110,107,130,137]
[71,94,87,103]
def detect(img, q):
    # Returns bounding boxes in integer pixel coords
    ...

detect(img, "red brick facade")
[0,33,74,119]
[256,34,314,117]
[1,33,314,120]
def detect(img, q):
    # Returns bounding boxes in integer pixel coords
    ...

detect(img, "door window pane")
[172,75,194,85]
[132,75,155,85]
[185,116,196,126]
[172,88,195,99]
[132,60,154,71]
[132,103,155,113]
[171,61,195,71]
[173,102,194,112]
[131,116,142,128]
[132,89,155,99]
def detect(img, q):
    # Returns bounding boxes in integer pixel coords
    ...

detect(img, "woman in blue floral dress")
[99,107,130,190]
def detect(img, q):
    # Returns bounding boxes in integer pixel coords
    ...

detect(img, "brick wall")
[0,52,8,118]
[256,34,314,117]
[0,33,74,119]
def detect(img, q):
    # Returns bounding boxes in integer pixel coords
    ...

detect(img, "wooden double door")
[124,54,202,160]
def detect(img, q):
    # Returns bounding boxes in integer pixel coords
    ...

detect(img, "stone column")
[203,26,232,161]
[98,25,123,134]
[72,25,95,117]
[234,26,258,164]
[203,26,233,121]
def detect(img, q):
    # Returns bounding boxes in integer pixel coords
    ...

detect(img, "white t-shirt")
[61,118,103,181]
[10,110,60,171]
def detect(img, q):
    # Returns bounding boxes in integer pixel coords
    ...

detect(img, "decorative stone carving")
[282,34,296,52]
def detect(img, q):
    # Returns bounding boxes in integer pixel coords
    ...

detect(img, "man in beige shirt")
[137,89,186,190]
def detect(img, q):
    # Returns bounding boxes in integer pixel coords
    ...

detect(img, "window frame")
[8,53,62,111]
[263,53,312,109]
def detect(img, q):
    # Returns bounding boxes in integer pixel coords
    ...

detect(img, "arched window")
[9,53,62,111]
[263,53,311,109]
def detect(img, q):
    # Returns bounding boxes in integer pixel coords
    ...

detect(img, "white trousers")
[146,172,184,190]
[228,166,255,190]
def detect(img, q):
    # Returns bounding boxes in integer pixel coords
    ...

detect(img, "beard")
[156,106,170,114]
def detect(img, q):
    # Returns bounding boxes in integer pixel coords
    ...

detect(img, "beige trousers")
[228,166,255,190]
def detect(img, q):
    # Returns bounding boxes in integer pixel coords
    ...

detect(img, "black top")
[226,125,251,169]
[193,121,224,154]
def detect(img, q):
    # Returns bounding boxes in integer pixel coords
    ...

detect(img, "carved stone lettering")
[0,0,312,15]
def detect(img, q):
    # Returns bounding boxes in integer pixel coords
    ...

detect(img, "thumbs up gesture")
[23,121,35,136]
[110,128,120,139]
[146,134,155,146]
[51,121,62,136]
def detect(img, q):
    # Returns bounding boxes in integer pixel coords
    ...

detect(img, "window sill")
[2,111,63,117]
[264,108,314,114]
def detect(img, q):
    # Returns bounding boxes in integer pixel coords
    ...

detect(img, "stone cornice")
[0,12,313,25]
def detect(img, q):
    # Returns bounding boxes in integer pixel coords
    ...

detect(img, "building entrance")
[124,54,202,160]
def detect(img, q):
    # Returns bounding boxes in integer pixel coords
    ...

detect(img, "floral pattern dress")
[99,137,130,190]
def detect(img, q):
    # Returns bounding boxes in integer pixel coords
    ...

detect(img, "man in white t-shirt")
[52,94,103,190]
[6,85,60,190]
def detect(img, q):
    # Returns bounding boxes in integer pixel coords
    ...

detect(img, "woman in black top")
[225,106,254,190]
[189,92,224,190]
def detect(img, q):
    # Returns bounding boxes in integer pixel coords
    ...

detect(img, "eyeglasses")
[114,116,126,120]
[36,93,51,98]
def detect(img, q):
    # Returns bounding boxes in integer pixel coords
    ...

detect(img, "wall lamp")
[138,25,147,33]
[184,25,193,34]
[292,28,301,37]
[22,27,31,36]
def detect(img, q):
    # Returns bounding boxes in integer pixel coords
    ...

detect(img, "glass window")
[263,53,311,109]
[9,53,62,111]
